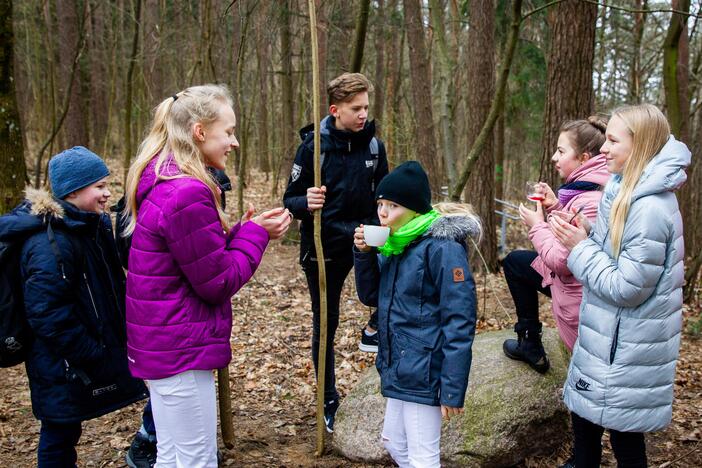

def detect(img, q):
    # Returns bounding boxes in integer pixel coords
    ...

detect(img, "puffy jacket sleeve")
[159,181,269,305]
[353,247,380,307]
[283,143,313,220]
[428,241,477,408]
[567,203,669,308]
[21,233,105,367]
[528,199,599,277]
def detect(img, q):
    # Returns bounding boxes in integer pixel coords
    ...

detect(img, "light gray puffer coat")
[564,135,690,433]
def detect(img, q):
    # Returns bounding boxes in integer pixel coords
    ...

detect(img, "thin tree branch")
[582,0,702,18]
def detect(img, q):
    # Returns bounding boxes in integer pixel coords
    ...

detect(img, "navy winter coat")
[283,116,389,260]
[0,188,147,424]
[354,216,479,407]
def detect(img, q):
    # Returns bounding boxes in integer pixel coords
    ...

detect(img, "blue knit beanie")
[48,146,110,199]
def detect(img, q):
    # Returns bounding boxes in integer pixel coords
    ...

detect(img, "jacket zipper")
[84,272,100,321]
[609,314,621,364]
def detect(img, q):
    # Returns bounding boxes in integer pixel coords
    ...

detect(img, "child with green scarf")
[353,161,481,467]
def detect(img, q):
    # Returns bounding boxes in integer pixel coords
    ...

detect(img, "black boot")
[503,327,550,374]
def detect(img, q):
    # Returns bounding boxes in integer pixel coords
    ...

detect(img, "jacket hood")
[426,214,482,244]
[299,116,376,153]
[0,187,99,243]
[604,135,691,202]
[136,154,181,207]
[566,153,610,186]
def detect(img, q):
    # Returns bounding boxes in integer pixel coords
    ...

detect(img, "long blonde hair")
[433,202,483,243]
[123,84,233,235]
[608,104,670,257]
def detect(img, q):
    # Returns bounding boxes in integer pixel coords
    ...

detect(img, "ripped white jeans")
[381,397,442,468]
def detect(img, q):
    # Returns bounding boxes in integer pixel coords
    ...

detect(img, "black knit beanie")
[376,161,432,214]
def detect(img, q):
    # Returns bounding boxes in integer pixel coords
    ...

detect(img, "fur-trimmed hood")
[426,214,482,244]
[24,186,65,218]
[0,186,101,244]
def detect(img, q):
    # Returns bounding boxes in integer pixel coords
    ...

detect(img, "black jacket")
[0,188,147,423]
[283,116,389,260]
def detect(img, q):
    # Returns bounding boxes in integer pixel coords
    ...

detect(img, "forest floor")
[1,169,700,467]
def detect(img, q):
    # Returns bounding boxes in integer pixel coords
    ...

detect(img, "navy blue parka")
[0,188,147,424]
[354,215,479,407]
[283,116,389,261]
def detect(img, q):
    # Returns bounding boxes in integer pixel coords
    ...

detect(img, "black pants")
[571,412,647,467]
[502,250,551,332]
[38,420,82,467]
[304,254,377,402]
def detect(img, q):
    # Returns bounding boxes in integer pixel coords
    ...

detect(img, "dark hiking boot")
[503,329,550,374]
[126,432,156,468]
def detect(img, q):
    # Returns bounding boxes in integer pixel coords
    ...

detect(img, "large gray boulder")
[332,328,570,466]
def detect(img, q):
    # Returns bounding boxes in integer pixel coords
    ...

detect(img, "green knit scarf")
[378,210,441,256]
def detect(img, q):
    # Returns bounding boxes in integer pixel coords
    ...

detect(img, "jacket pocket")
[609,317,621,365]
[393,332,432,392]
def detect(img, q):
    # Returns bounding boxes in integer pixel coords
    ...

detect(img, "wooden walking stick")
[307,0,328,457]
[218,367,235,448]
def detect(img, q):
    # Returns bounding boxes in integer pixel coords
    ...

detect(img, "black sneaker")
[323,399,340,433]
[126,433,156,468]
[359,328,379,353]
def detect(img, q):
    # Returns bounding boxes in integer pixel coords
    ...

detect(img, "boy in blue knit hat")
[0,147,151,467]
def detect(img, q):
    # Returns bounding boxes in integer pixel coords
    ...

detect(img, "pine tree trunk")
[539,0,597,189]
[403,0,441,189]
[350,0,371,72]
[465,0,498,271]
[0,0,27,213]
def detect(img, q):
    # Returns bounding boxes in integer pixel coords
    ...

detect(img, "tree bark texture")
[350,0,370,73]
[464,0,498,271]
[57,0,88,147]
[403,0,441,189]
[539,0,597,189]
[0,0,27,213]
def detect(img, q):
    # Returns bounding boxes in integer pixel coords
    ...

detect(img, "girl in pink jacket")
[502,116,610,373]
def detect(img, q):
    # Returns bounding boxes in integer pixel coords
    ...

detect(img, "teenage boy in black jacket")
[283,73,388,432]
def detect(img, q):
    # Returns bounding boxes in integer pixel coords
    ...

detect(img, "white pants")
[147,370,218,468]
[382,397,442,468]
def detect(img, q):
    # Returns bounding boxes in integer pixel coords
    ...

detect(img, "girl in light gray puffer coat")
[550,104,690,467]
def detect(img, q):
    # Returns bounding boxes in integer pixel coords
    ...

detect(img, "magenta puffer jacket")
[528,155,610,351]
[126,157,269,380]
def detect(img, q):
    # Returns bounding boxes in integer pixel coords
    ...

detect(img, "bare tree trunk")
[403,0,441,189]
[450,0,522,200]
[383,0,401,161]
[373,0,386,133]
[663,0,691,142]
[464,0,498,271]
[629,0,647,103]
[57,0,88,146]
[315,0,329,120]
[256,19,271,174]
[0,0,27,213]
[273,0,295,196]
[123,0,142,187]
[429,0,457,189]
[88,1,108,149]
[350,0,371,72]
[539,0,597,189]
[143,0,164,101]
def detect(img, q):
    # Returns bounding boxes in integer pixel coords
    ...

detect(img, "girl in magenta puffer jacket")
[123,84,291,467]
[502,116,610,374]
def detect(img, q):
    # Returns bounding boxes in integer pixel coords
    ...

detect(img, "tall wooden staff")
[307,0,328,456]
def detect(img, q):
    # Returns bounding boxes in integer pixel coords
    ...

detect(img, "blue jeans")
[142,399,156,438]
[38,420,82,468]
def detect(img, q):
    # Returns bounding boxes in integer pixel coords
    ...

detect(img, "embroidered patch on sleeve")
[290,163,302,182]
[453,268,465,282]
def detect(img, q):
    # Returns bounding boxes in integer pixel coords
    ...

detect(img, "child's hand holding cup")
[355,224,390,252]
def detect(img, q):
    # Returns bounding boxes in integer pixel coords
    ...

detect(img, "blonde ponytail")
[608,104,670,257]
[433,202,483,242]
[123,84,234,235]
